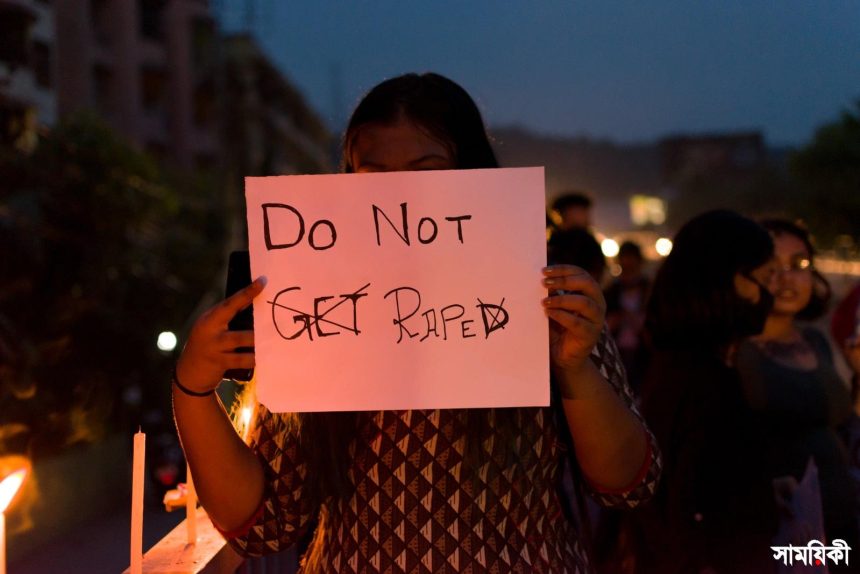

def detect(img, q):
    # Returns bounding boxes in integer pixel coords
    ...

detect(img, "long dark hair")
[759,218,831,320]
[342,72,499,172]
[292,73,515,506]
[646,210,774,352]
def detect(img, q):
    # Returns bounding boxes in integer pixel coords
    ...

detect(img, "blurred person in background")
[735,219,857,569]
[831,278,860,544]
[551,191,593,231]
[613,210,780,574]
[547,227,607,285]
[604,241,651,394]
[832,279,860,394]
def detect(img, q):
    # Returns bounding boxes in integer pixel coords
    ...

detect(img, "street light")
[157,331,177,352]
[655,237,673,257]
[601,238,620,258]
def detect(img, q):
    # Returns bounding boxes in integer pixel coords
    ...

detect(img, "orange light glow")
[0,469,27,513]
[230,373,258,443]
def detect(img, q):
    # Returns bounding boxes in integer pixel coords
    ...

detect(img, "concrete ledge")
[121,507,243,574]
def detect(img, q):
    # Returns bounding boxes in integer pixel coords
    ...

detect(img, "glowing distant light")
[656,238,673,257]
[629,195,667,227]
[601,238,620,258]
[157,331,177,352]
[241,407,252,429]
[0,468,28,513]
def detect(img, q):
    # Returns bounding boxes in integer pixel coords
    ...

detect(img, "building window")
[0,8,34,69]
[91,0,112,46]
[195,153,218,172]
[146,141,168,162]
[140,66,166,113]
[191,17,216,70]
[138,0,166,41]
[193,82,215,127]
[31,41,51,89]
[93,64,113,116]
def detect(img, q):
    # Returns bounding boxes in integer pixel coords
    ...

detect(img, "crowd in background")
[547,192,860,574]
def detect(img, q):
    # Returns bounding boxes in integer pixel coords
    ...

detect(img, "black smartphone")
[224,250,254,382]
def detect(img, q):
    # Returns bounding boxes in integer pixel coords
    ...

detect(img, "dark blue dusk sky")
[217,1,860,147]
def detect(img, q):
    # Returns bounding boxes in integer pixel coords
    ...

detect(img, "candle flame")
[0,468,28,513]
[230,373,258,442]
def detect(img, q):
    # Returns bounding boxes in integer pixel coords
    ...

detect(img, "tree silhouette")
[0,114,228,457]
[789,100,860,248]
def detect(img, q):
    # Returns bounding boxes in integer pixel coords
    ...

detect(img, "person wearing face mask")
[607,210,781,574]
[736,219,857,569]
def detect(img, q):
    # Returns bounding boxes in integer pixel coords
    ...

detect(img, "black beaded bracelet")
[172,367,216,398]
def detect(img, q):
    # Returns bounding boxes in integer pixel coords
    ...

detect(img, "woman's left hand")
[844,337,860,375]
[542,265,606,373]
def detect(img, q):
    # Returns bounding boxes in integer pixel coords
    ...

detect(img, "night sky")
[217,1,860,146]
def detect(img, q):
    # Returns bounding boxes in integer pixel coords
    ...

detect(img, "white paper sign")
[246,167,549,412]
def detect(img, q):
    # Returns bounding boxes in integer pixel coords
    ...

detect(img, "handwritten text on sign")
[246,167,548,412]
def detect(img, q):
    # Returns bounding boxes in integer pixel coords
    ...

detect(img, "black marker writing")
[383,286,421,343]
[385,287,508,343]
[372,203,472,246]
[263,203,337,251]
[269,283,369,341]
[477,298,509,338]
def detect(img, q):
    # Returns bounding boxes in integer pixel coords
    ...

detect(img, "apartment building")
[52,0,220,169]
[0,0,56,150]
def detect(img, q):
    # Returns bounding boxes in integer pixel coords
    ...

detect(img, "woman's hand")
[542,265,606,374]
[772,475,798,519]
[844,336,860,375]
[175,277,267,394]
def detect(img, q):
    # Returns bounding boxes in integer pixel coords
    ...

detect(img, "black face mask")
[736,278,775,337]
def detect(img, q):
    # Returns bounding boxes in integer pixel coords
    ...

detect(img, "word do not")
[262,202,472,251]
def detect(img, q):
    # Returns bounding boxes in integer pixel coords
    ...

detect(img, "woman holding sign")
[173,73,660,573]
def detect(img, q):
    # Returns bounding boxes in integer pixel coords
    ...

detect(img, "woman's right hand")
[175,277,267,395]
[844,336,860,375]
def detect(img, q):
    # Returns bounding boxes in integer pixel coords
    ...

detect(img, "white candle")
[185,464,197,544]
[0,468,27,574]
[131,428,145,574]
[1,512,6,574]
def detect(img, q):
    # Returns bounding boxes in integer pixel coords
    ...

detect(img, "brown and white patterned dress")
[223,330,661,573]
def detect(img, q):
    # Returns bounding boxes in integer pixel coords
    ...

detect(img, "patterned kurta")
[224,330,661,573]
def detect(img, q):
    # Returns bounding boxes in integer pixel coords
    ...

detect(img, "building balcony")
[190,124,219,155]
[0,0,37,70]
[139,108,170,146]
[138,37,168,68]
